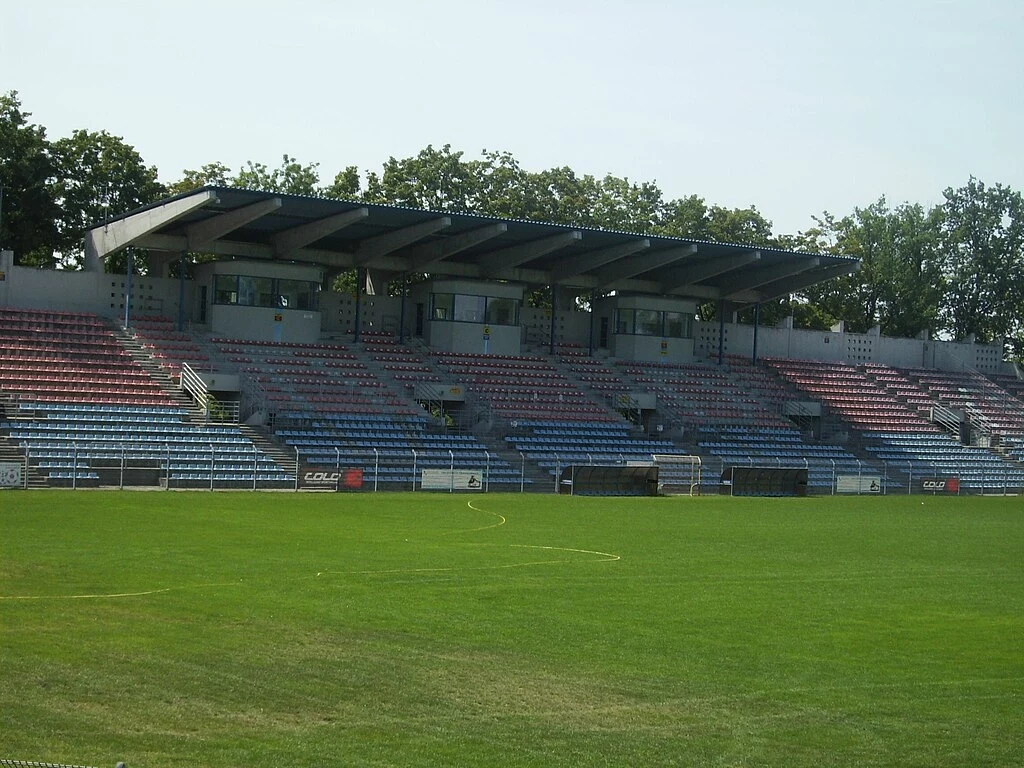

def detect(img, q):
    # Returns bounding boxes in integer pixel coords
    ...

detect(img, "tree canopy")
[2,89,1022,357]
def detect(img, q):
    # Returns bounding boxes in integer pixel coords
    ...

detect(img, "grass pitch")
[1,491,1022,767]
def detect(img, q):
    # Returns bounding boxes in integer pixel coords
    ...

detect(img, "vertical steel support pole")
[398,272,408,344]
[717,300,726,366]
[549,282,557,356]
[178,250,187,332]
[751,302,760,364]
[124,247,133,329]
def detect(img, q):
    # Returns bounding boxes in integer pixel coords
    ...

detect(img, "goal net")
[652,454,702,496]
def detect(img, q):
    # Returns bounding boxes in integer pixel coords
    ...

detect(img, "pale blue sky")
[4,0,1022,235]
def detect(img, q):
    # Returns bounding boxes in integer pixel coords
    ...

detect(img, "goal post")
[652,454,702,496]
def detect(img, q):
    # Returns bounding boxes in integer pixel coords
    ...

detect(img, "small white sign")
[836,474,882,494]
[0,462,23,488]
[421,469,484,491]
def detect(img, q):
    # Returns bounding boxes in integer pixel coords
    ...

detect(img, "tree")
[324,165,361,199]
[873,202,943,339]
[0,90,59,265]
[657,194,711,239]
[369,144,480,211]
[49,129,166,270]
[166,161,232,196]
[470,149,538,220]
[233,154,321,196]
[795,201,943,338]
[936,178,1024,351]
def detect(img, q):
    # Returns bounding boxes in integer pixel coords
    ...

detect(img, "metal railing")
[180,362,240,424]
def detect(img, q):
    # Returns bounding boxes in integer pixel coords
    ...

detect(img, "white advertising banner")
[0,461,23,488]
[836,475,882,494]
[421,469,484,491]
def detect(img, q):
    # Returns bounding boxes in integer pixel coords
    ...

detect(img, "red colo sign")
[920,477,960,494]
[300,467,364,490]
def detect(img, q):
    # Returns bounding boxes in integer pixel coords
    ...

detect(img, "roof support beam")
[84,189,217,270]
[595,244,697,290]
[353,217,451,265]
[186,197,282,251]
[549,238,650,282]
[478,230,582,274]
[404,222,508,271]
[659,251,760,291]
[721,258,820,299]
[750,260,859,303]
[272,207,368,258]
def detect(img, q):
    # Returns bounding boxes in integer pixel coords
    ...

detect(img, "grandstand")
[2,186,1023,494]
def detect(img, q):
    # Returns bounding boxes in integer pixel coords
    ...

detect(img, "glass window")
[214,274,238,305]
[485,297,519,326]
[278,279,318,311]
[454,294,486,323]
[431,293,453,320]
[615,309,634,335]
[664,311,692,338]
[636,309,662,336]
[237,276,274,307]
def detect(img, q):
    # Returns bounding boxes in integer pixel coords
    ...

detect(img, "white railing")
[180,362,240,424]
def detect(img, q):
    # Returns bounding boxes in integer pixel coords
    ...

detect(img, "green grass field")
[1,491,1022,767]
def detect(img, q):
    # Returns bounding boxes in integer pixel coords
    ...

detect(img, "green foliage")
[936,177,1024,352]
[165,161,232,196]
[233,153,322,196]
[49,129,166,269]
[5,89,1024,350]
[2,492,1022,767]
[0,90,59,265]
[323,165,361,199]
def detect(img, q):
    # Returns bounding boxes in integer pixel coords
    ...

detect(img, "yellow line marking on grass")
[438,500,506,535]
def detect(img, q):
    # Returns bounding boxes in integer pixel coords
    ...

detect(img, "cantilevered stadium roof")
[85,186,859,307]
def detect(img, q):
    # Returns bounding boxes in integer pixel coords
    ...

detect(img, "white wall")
[614,334,696,363]
[0,251,1013,375]
[0,251,188,320]
[208,304,321,343]
[427,320,520,355]
[693,317,1012,374]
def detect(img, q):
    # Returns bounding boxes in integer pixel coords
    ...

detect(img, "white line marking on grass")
[0,581,242,601]
[510,544,621,563]
[2,500,621,597]
[318,545,619,577]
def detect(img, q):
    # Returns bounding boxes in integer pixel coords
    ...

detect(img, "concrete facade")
[0,251,1013,375]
